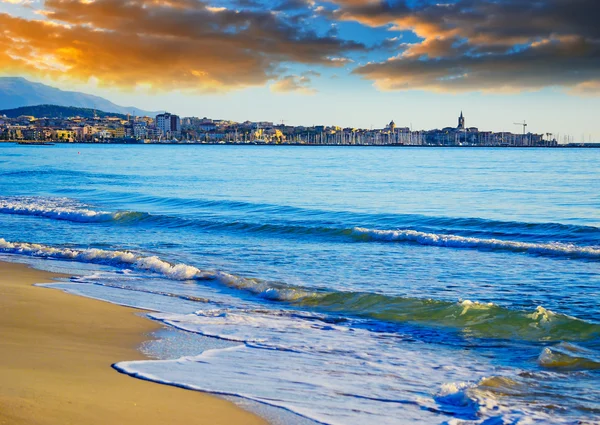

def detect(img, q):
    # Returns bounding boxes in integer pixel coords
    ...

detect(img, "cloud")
[332,0,600,93]
[270,74,317,94]
[0,0,364,91]
[354,36,600,93]
[302,70,321,77]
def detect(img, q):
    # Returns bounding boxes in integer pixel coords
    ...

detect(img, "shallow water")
[1,143,599,424]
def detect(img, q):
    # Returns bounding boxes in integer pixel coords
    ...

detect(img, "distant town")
[0,105,597,147]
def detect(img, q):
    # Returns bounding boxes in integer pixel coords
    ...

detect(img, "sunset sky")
[1,0,599,139]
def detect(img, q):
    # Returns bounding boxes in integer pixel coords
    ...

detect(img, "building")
[55,129,75,142]
[199,122,217,132]
[458,111,465,130]
[156,113,181,137]
[72,125,95,141]
[133,122,148,139]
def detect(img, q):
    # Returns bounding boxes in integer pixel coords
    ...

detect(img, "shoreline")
[0,260,266,425]
[2,141,597,148]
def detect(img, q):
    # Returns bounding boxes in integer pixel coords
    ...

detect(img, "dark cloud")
[334,0,600,92]
[354,36,600,92]
[0,0,364,91]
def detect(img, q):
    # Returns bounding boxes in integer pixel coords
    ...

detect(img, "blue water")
[1,144,599,424]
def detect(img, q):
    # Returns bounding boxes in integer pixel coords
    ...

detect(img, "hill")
[0,105,129,119]
[0,77,158,117]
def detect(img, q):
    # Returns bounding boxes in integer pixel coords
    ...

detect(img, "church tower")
[458,111,465,129]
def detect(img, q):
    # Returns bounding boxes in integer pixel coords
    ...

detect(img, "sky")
[1,0,599,140]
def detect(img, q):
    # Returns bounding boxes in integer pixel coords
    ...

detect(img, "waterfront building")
[55,129,75,142]
[72,125,95,141]
[133,122,148,139]
[156,113,181,137]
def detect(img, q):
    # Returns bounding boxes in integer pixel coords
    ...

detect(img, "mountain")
[0,77,159,117]
[0,105,128,120]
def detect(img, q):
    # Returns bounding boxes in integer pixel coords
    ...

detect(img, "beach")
[0,144,598,424]
[0,261,266,425]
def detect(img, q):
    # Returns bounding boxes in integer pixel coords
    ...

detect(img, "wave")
[538,342,600,370]
[0,196,146,223]
[433,376,569,424]
[0,238,315,301]
[19,192,600,241]
[300,294,600,342]
[2,237,598,342]
[2,197,599,261]
[0,238,211,280]
[0,168,126,181]
[86,191,600,232]
[352,227,600,259]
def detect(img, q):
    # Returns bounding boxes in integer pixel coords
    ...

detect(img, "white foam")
[0,237,316,303]
[352,227,600,258]
[117,306,576,425]
[212,271,316,301]
[0,196,118,222]
[150,309,358,352]
[458,300,495,316]
[119,308,493,425]
[0,238,211,281]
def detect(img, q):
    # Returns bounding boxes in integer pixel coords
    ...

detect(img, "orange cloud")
[0,0,364,91]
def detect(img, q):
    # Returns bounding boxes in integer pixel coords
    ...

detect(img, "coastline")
[0,140,600,149]
[0,260,266,425]
[2,141,598,148]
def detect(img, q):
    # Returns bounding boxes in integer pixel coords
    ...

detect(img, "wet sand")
[0,261,266,425]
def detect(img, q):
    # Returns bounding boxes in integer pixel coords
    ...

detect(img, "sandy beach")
[0,261,266,425]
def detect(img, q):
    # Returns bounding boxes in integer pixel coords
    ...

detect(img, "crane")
[514,120,528,146]
[514,120,528,135]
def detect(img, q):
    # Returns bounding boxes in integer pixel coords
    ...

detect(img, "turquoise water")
[1,144,599,424]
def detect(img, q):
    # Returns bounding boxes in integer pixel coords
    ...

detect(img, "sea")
[0,143,599,425]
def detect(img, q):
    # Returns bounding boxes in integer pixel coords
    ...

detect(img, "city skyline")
[1,0,599,141]
[2,105,568,146]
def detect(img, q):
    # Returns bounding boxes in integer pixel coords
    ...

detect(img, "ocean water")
[1,143,599,424]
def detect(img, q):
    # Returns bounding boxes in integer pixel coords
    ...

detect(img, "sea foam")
[352,227,600,259]
[0,196,143,223]
[0,238,210,281]
[114,306,576,425]
[0,238,314,301]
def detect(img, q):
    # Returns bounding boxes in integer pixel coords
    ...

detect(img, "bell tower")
[458,111,465,129]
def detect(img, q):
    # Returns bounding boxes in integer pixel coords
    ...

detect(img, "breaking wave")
[1,196,599,260]
[301,294,600,342]
[351,227,600,259]
[0,238,315,300]
[538,342,600,370]
[2,237,598,342]
[0,196,146,223]
[0,238,211,280]
[0,197,600,260]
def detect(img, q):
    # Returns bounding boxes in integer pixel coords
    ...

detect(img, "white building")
[133,122,148,139]
[156,113,181,137]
